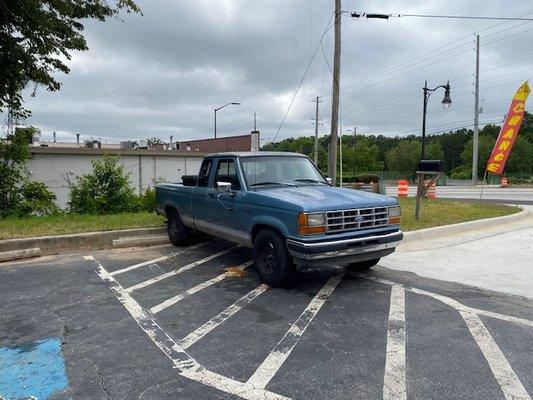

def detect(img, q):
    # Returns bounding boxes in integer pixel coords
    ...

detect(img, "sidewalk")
[380,205,533,298]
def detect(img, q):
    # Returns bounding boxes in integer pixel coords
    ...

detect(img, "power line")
[272,12,335,142]
[350,12,533,21]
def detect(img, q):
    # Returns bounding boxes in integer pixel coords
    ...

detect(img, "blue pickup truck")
[156,152,402,286]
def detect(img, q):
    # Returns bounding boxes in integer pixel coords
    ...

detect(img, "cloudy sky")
[23,0,533,144]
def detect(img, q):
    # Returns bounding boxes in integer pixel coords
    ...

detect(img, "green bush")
[138,187,157,213]
[507,176,531,185]
[341,174,380,183]
[17,180,60,217]
[450,168,471,180]
[68,154,139,214]
[354,173,379,183]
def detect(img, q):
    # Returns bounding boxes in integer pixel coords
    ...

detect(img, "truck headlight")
[298,212,326,235]
[388,205,401,225]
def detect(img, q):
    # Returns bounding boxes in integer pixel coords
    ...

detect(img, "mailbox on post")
[417,159,443,173]
[415,160,443,220]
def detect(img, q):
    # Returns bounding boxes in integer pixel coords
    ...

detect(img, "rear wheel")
[253,229,295,287]
[167,209,190,246]
[347,258,380,272]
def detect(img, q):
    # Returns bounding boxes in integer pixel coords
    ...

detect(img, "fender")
[249,214,291,240]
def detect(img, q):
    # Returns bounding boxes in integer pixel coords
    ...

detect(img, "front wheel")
[347,258,380,272]
[167,209,190,246]
[253,230,295,287]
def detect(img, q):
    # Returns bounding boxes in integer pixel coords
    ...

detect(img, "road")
[1,235,532,400]
[385,185,533,204]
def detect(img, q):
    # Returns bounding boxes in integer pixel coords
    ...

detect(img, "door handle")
[208,193,215,198]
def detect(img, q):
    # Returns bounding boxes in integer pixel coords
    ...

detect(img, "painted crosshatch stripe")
[150,260,254,314]
[86,255,290,400]
[109,242,208,276]
[124,245,240,292]
[178,283,270,350]
[247,272,344,389]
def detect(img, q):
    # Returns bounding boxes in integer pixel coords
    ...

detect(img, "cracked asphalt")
[0,239,532,400]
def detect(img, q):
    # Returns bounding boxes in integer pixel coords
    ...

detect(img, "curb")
[0,248,42,263]
[113,234,170,248]
[402,207,529,243]
[0,227,167,257]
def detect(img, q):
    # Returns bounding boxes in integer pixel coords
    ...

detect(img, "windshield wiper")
[293,179,328,184]
[250,181,296,187]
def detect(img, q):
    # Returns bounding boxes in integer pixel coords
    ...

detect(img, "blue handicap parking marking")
[0,337,68,400]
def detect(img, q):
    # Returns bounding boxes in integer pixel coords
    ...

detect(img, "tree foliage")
[263,112,533,178]
[0,127,58,217]
[68,154,138,214]
[0,0,140,118]
[0,128,30,215]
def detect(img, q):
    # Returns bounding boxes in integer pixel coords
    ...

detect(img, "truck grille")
[326,207,389,233]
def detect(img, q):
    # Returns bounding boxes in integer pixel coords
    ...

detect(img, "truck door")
[202,158,249,245]
[191,158,213,229]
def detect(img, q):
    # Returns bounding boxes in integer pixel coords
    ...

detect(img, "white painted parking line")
[383,285,406,400]
[178,283,269,350]
[247,272,344,389]
[109,242,208,276]
[150,260,254,314]
[362,274,532,400]
[460,311,531,400]
[361,274,533,328]
[124,246,240,293]
[87,255,290,400]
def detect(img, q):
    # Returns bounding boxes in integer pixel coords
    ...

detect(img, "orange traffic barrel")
[397,179,408,197]
[425,180,437,199]
[501,177,508,188]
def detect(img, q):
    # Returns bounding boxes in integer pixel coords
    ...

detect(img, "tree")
[68,154,138,214]
[0,0,140,118]
[0,126,58,216]
[385,139,442,172]
[147,137,164,146]
[458,135,494,179]
[0,128,32,216]
[342,137,384,176]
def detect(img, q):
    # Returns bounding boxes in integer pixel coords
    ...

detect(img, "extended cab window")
[214,159,241,191]
[197,159,212,187]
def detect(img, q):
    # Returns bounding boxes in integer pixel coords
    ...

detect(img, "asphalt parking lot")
[1,238,532,400]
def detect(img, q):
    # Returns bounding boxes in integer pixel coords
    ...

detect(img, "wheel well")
[165,206,178,217]
[251,224,284,244]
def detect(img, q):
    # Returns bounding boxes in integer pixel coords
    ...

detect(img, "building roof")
[205,151,306,158]
[29,146,206,157]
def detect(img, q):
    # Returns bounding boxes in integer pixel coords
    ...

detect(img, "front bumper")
[286,230,403,266]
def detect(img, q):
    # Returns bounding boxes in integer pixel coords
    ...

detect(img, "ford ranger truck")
[156,152,403,287]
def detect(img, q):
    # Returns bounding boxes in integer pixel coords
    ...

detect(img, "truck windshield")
[240,156,327,188]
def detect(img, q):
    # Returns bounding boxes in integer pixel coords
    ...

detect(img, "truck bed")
[155,183,194,219]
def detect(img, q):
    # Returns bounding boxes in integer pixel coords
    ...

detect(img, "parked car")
[156,152,402,286]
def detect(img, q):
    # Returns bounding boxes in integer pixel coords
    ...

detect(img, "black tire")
[347,258,380,272]
[253,229,295,287]
[167,209,190,246]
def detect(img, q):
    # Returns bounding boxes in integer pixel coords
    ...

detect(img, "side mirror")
[326,177,332,185]
[216,181,232,194]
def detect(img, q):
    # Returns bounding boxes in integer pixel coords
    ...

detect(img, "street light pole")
[421,80,451,160]
[214,102,241,138]
[422,81,429,160]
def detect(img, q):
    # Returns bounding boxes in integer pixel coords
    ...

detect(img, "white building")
[28,147,205,208]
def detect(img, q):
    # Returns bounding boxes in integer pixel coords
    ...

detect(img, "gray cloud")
[23,0,533,144]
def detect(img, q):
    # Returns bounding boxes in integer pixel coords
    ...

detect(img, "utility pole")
[328,0,341,185]
[314,96,320,164]
[472,34,480,185]
[353,126,356,180]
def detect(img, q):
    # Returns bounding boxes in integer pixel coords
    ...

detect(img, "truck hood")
[251,185,397,211]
